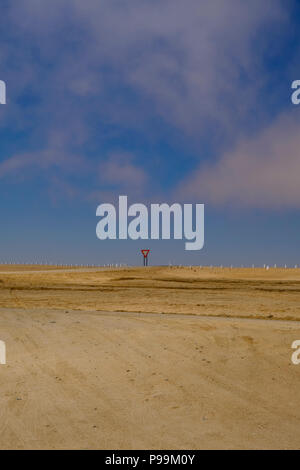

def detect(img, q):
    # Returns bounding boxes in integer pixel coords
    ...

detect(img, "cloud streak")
[99,152,148,194]
[0,0,293,208]
[178,111,300,209]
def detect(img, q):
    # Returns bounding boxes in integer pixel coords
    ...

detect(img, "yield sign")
[141,249,150,258]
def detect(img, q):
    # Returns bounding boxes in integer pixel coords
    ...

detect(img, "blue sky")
[0,0,300,266]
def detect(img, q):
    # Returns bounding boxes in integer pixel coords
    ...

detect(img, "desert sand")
[0,265,300,449]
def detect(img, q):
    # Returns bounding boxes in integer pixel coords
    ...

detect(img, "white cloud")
[0,0,291,205]
[99,152,147,196]
[7,0,286,139]
[178,111,300,209]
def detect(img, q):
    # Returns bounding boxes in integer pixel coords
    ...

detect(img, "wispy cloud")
[178,111,300,209]
[0,0,291,203]
[98,152,148,195]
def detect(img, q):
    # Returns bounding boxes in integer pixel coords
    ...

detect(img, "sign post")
[141,249,150,267]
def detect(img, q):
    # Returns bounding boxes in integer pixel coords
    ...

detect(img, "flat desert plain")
[1,265,300,449]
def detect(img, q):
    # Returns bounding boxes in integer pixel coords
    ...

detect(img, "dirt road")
[0,266,300,449]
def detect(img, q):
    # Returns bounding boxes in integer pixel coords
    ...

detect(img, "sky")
[0,0,300,266]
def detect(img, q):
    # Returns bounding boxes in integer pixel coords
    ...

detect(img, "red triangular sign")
[141,249,150,258]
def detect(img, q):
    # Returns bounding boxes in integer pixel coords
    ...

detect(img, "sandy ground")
[0,266,300,449]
